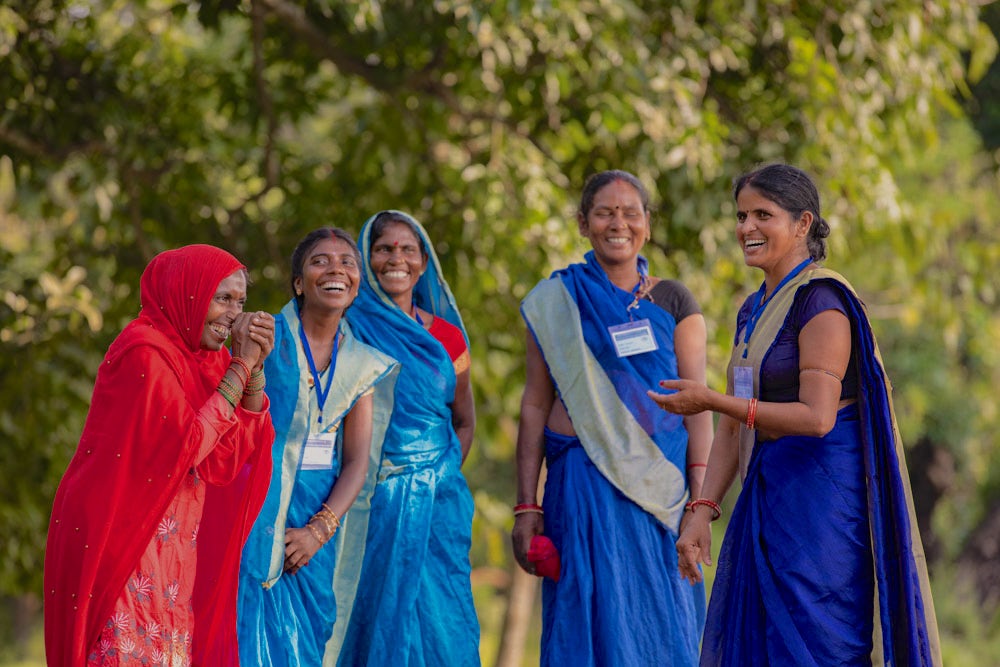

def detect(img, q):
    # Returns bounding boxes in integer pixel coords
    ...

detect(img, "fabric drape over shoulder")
[521,251,704,667]
[705,268,940,666]
[521,251,690,531]
[238,300,398,666]
[44,245,274,667]
[338,211,480,667]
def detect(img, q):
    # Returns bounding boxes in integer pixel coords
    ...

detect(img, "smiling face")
[293,236,361,317]
[201,270,247,350]
[735,185,812,279]
[577,179,651,269]
[369,221,428,301]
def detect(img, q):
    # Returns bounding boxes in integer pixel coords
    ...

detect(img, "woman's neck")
[300,308,342,345]
[763,252,812,300]
[391,292,415,318]
[597,257,641,291]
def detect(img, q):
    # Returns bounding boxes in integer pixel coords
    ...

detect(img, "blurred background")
[2,1,999,664]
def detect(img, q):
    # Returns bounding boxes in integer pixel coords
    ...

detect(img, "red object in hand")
[527,535,561,582]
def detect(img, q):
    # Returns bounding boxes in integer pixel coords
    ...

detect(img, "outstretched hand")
[647,379,712,416]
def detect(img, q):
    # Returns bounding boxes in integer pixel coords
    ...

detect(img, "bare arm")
[511,331,555,574]
[284,392,374,574]
[649,310,851,439]
[673,313,714,499]
[452,366,476,465]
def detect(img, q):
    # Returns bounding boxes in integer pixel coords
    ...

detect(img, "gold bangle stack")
[308,503,342,545]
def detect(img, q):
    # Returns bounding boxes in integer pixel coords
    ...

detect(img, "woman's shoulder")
[646,277,701,322]
[428,315,469,367]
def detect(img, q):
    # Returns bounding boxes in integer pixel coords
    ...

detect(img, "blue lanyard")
[741,257,813,358]
[299,325,339,424]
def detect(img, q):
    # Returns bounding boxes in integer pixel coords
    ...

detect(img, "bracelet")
[685,498,722,521]
[687,463,708,469]
[513,502,544,516]
[306,522,328,545]
[245,368,266,396]
[745,397,758,430]
[230,357,253,383]
[216,386,238,408]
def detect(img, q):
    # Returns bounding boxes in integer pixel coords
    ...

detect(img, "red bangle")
[687,463,707,469]
[230,356,253,384]
[685,498,722,521]
[745,397,758,430]
[513,503,544,517]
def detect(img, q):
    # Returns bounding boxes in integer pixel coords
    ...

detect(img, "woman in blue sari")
[237,228,398,666]
[512,170,712,666]
[339,210,479,666]
[649,163,941,666]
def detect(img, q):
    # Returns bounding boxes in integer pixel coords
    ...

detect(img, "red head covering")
[44,245,273,666]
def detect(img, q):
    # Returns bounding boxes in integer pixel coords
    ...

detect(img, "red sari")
[44,245,274,666]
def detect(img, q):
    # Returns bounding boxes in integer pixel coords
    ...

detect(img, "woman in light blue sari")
[650,164,940,665]
[339,210,479,666]
[237,228,398,666]
[513,170,712,666]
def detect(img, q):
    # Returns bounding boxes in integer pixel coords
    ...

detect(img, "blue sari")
[338,211,480,667]
[237,301,397,667]
[702,270,941,666]
[521,251,705,667]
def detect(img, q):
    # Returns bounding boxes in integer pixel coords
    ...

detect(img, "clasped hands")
[230,311,275,369]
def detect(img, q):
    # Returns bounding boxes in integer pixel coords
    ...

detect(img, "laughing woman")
[512,170,711,666]
[338,210,479,667]
[238,228,397,666]
[45,245,275,667]
[649,163,941,666]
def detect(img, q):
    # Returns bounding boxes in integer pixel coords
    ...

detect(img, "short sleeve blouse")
[735,281,858,403]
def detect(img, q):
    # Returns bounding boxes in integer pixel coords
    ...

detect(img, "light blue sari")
[338,211,480,666]
[522,251,705,667]
[237,300,397,666]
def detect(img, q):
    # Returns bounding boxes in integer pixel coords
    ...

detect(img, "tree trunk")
[494,567,539,667]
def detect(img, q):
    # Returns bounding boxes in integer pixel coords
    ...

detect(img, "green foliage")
[2,1,999,660]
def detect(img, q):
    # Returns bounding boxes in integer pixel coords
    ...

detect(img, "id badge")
[733,366,754,399]
[301,432,337,470]
[608,319,659,358]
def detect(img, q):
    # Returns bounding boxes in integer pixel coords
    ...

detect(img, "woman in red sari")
[44,245,276,667]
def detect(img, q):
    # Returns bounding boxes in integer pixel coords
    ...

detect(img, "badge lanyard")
[299,325,339,425]
[610,263,659,358]
[741,257,813,359]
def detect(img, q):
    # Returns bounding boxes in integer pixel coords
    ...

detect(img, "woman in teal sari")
[237,228,398,666]
[649,163,940,665]
[339,210,479,666]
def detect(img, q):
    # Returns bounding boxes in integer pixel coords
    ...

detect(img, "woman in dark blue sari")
[649,163,941,666]
[513,170,712,666]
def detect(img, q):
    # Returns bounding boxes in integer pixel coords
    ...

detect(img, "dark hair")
[369,211,428,260]
[289,227,361,310]
[733,163,830,261]
[578,169,651,218]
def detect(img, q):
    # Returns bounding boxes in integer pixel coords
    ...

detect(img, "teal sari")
[237,301,397,666]
[339,211,480,666]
